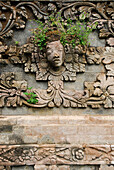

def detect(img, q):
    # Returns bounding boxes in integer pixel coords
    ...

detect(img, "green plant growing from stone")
[24,87,38,104]
[33,12,98,49]
[15,41,19,45]
[33,20,48,50]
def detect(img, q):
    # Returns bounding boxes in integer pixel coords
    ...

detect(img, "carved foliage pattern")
[0,1,114,108]
[0,145,114,165]
[85,47,114,108]
[0,46,114,108]
[0,1,113,45]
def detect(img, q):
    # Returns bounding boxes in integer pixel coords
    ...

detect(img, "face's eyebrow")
[56,46,63,50]
[46,46,51,50]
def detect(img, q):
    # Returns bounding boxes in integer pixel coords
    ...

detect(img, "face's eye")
[47,51,52,55]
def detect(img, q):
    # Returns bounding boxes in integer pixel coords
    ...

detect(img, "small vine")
[24,87,38,104]
[32,12,98,50]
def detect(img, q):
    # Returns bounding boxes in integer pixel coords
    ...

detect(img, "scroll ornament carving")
[0,1,113,46]
[0,72,27,107]
[0,145,114,165]
[0,39,87,108]
[0,1,114,108]
[0,43,114,108]
[85,47,114,108]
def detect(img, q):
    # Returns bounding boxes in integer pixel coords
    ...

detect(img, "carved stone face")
[46,40,65,68]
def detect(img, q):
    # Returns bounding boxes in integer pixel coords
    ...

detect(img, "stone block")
[0,125,12,133]
[0,115,113,145]
[23,135,38,144]
[48,165,58,170]
[70,165,98,170]
[59,165,70,170]
[0,134,9,144]
[99,165,114,170]
[34,165,47,170]
[2,107,28,115]
[12,166,34,170]
[22,72,47,89]
[38,135,55,144]
[8,134,24,144]
[1,106,114,116]
[0,117,16,126]
[0,166,5,170]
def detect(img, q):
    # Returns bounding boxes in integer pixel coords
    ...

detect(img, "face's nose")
[54,52,59,58]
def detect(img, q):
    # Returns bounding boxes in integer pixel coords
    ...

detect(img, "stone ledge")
[0,115,114,145]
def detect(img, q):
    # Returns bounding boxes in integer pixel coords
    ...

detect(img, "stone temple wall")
[0,0,114,169]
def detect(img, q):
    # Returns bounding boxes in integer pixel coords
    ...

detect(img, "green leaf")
[27,99,31,103]
[32,94,37,97]
[27,87,32,90]
[31,99,34,103]
[24,92,29,95]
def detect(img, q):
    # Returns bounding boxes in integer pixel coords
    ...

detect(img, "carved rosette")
[72,148,84,161]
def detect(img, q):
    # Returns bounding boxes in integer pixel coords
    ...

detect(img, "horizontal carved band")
[0,144,114,166]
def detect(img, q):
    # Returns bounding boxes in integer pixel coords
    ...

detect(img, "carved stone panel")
[0,1,114,109]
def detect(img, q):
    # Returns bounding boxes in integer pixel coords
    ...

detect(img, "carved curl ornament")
[0,145,114,165]
[0,1,113,45]
[0,1,114,108]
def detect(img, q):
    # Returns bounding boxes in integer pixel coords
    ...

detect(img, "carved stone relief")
[0,1,114,108]
[0,1,113,44]
[0,145,114,166]
[0,44,113,108]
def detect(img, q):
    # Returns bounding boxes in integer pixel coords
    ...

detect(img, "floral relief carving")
[85,73,114,108]
[0,38,87,108]
[0,44,114,108]
[0,145,113,165]
[0,41,114,108]
[0,1,113,45]
[0,72,27,107]
[0,1,113,108]
[85,47,114,108]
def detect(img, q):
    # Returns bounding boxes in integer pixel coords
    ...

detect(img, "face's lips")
[53,59,60,62]
[53,56,61,62]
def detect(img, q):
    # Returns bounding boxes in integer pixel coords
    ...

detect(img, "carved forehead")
[46,40,63,49]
